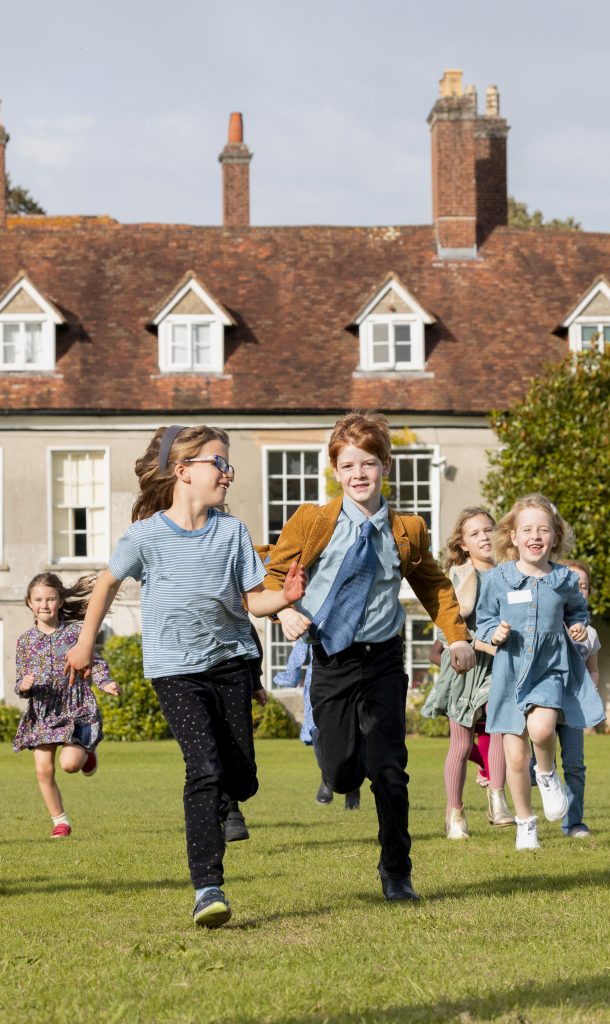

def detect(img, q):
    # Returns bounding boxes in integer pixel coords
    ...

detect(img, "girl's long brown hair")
[25,573,96,622]
[445,507,496,568]
[131,425,230,521]
[493,493,573,563]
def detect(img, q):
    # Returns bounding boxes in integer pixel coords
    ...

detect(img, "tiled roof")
[1,216,609,415]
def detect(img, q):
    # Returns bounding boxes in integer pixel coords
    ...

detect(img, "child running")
[13,573,119,838]
[532,559,601,838]
[65,424,306,928]
[475,494,605,851]
[262,412,474,902]
[422,507,514,838]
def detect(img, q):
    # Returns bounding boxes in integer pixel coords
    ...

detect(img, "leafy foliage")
[5,173,46,215]
[98,635,171,741]
[507,195,580,231]
[406,680,449,737]
[252,694,300,738]
[0,702,21,742]
[483,349,610,617]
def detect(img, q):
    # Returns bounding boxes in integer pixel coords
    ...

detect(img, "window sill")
[0,369,62,376]
[353,369,434,380]
[151,371,233,379]
[45,562,108,572]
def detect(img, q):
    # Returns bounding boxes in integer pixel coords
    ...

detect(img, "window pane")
[24,323,43,364]
[267,477,284,502]
[604,326,610,342]
[2,323,18,364]
[303,451,319,475]
[268,451,283,475]
[372,342,390,364]
[192,323,211,367]
[372,323,389,342]
[304,478,319,501]
[286,478,302,501]
[287,452,302,475]
[580,325,598,350]
[170,324,189,364]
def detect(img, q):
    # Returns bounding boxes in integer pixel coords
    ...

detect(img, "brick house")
[1,72,609,717]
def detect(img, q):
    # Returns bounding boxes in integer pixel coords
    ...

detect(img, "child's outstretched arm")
[64,569,122,684]
[244,561,306,618]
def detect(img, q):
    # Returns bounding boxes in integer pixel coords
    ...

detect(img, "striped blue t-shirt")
[109,509,266,679]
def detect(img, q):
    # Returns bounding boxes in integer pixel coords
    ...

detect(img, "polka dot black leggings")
[153,657,259,888]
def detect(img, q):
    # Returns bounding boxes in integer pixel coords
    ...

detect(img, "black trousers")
[310,636,412,878]
[153,658,258,888]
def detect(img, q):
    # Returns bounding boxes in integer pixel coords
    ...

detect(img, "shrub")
[406,683,449,737]
[0,702,21,742]
[98,635,171,741]
[253,695,299,739]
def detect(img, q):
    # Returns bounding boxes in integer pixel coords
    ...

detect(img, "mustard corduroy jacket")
[258,496,470,646]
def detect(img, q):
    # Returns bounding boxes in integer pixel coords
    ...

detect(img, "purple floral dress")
[13,622,111,752]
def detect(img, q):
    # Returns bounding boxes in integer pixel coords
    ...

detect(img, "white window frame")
[263,444,325,688]
[0,447,3,567]
[568,319,610,354]
[389,444,441,555]
[359,314,425,371]
[262,444,326,544]
[158,315,224,373]
[403,615,436,690]
[0,277,62,372]
[0,618,4,702]
[47,446,111,566]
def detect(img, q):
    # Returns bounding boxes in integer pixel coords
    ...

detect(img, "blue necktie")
[311,519,377,656]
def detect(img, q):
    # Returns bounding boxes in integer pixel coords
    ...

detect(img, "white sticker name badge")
[507,590,532,604]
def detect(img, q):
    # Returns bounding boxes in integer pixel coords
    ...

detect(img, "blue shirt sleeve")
[108,528,144,583]
[474,567,501,644]
[236,523,266,593]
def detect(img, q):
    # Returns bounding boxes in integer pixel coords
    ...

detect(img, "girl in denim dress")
[475,494,604,851]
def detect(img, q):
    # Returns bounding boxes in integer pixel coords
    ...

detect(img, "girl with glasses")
[65,424,306,928]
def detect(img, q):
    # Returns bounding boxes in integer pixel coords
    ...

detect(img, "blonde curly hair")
[493,493,573,564]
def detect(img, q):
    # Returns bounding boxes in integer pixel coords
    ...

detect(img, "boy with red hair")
[263,412,474,901]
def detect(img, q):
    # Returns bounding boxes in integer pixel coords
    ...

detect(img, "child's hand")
[64,642,94,685]
[448,641,476,674]
[253,687,268,706]
[19,674,35,693]
[278,607,311,641]
[568,622,587,642]
[102,681,121,697]
[492,621,511,645]
[282,561,307,605]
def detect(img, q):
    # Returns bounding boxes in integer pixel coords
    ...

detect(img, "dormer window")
[0,276,63,372]
[352,273,434,373]
[152,273,235,374]
[560,277,610,355]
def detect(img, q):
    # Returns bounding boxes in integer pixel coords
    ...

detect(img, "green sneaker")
[193,888,232,928]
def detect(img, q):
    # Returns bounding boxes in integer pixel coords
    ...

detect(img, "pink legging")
[445,717,506,809]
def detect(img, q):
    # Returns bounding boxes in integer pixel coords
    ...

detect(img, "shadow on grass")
[354,865,610,906]
[0,873,284,897]
[224,972,610,1023]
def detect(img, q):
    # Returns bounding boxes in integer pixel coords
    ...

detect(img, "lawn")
[1,736,609,1024]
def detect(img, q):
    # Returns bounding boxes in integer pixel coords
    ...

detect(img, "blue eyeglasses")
[183,455,235,480]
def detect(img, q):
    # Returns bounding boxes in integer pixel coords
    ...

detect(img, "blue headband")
[159,425,188,471]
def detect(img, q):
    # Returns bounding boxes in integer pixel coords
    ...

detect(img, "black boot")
[223,800,249,842]
[344,788,360,811]
[315,775,333,805]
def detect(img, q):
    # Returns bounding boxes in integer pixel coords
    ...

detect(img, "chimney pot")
[439,69,463,98]
[228,112,243,144]
[486,86,500,117]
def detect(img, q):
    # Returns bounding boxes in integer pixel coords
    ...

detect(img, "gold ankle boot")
[445,806,470,839]
[487,788,515,826]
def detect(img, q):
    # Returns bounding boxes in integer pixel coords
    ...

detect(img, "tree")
[482,349,610,617]
[508,196,581,232]
[5,173,46,215]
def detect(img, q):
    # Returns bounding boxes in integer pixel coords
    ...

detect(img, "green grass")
[1,737,609,1024]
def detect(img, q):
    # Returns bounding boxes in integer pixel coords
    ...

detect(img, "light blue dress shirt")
[296,495,404,643]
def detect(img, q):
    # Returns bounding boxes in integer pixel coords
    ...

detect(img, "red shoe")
[81,750,98,776]
[51,823,72,838]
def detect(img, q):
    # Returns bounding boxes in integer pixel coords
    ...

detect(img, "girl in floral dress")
[13,573,119,838]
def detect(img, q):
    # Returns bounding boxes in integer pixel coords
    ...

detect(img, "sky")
[2,0,610,231]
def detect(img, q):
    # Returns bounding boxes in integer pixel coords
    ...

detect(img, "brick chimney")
[0,101,9,230]
[218,112,252,227]
[428,70,509,258]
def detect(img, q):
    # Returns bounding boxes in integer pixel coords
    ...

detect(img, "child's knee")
[35,763,55,784]
[59,750,85,773]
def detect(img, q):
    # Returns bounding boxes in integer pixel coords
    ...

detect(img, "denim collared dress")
[475,561,605,735]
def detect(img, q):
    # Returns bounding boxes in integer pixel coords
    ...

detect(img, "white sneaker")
[535,768,568,822]
[515,815,540,851]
